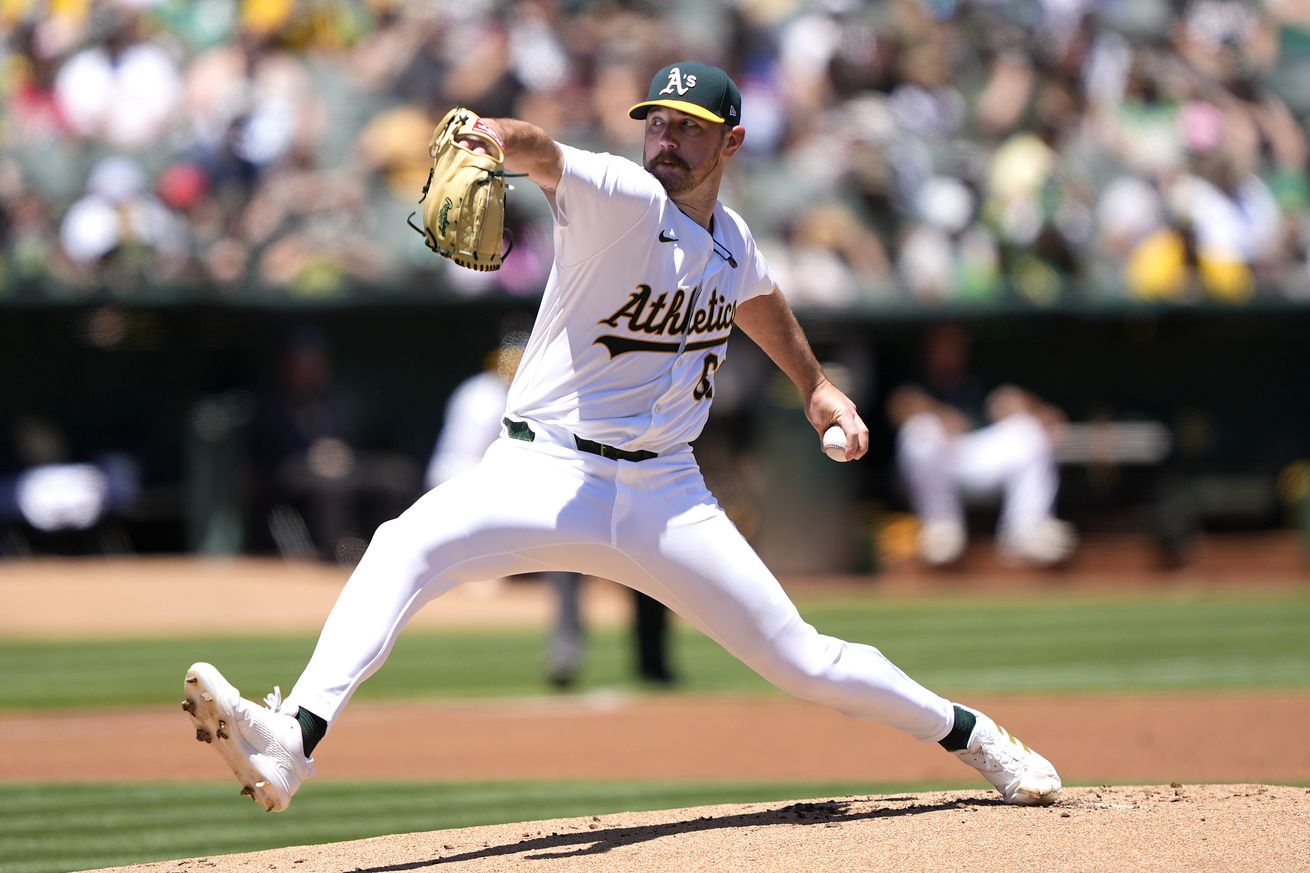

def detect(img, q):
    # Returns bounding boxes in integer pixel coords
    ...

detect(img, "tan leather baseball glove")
[408,107,519,272]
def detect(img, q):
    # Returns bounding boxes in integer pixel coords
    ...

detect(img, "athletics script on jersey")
[595,284,735,357]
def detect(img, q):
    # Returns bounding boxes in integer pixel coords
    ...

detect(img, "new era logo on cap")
[629,61,742,126]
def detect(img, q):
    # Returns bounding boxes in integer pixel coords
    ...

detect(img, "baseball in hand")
[822,425,849,462]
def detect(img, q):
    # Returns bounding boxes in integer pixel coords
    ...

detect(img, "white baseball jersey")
[505,144,776,454]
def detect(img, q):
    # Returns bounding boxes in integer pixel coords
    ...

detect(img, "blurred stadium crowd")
[3,0,1310,309]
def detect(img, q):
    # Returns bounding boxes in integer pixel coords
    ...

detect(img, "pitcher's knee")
[357,515,445,574]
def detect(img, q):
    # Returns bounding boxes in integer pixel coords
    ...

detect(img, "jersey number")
[693,353,720,401]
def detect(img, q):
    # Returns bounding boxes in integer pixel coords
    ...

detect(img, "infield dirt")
[89,785,1310,872]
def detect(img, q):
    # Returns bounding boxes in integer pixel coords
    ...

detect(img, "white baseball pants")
[896,411,1059,535]
[287,425,955,743]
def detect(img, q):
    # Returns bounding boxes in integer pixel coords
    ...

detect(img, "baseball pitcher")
[183,61,1061,813]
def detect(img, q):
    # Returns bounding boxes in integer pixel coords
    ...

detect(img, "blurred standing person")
[249,327,354,561]
[250,327,415,564]
[424,340,524,491]
[425,336,676,689]
[888,323,1076,567]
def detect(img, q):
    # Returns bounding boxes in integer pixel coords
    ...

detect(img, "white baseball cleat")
[918,519,966,566]
[998,518,1077,567]
[953,707,1062,806]
[182,662,315,812]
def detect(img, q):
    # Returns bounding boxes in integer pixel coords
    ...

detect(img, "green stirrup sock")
[297,708,328,757]
[937,705,976,752]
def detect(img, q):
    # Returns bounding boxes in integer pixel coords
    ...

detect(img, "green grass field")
[2,587,1307,872]
[2,588,1307,711]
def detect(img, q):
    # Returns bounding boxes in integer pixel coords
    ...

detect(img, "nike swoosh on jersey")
[658,230,678,243]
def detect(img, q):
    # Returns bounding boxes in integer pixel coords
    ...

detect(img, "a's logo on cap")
[658,67,697,97]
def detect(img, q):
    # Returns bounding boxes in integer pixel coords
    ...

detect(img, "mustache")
[646,154,689,172]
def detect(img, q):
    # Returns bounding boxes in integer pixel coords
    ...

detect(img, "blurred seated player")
[427,336,676,688]
[887,324,1076,567]
[0,413,140,555]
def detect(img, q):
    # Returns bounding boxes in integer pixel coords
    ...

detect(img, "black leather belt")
[504,418,657,462]
[573,435,658,462]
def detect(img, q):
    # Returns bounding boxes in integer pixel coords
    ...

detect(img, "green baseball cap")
[628,61,742,125]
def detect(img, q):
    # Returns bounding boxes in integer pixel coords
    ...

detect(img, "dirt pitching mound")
[91,784,1308,872]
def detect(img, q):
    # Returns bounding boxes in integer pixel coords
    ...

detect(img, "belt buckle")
[600,444,617,460]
